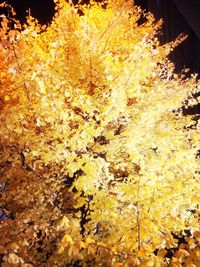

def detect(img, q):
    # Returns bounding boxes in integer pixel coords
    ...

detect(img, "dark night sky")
[1,0,98,24]
[3,0,56,24]
[1,0,199,114]
[1,1,200,74]
[2,1,200,35]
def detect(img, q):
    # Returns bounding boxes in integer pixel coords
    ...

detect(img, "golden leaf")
[56,215,70,231]
[61,234,74,245]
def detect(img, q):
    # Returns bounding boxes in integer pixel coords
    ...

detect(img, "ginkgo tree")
[0,0,199,266]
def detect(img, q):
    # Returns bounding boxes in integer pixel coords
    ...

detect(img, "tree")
[0,0,199,266]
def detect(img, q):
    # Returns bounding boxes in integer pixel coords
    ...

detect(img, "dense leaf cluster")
[0,0,199,266]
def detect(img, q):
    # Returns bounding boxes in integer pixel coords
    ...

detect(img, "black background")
[1,0,199,114]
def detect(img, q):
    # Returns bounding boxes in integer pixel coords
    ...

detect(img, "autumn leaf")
[0,0,199,266]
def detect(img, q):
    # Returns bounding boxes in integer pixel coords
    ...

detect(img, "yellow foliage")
[0,0,199,266]
[56,215,70,231]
